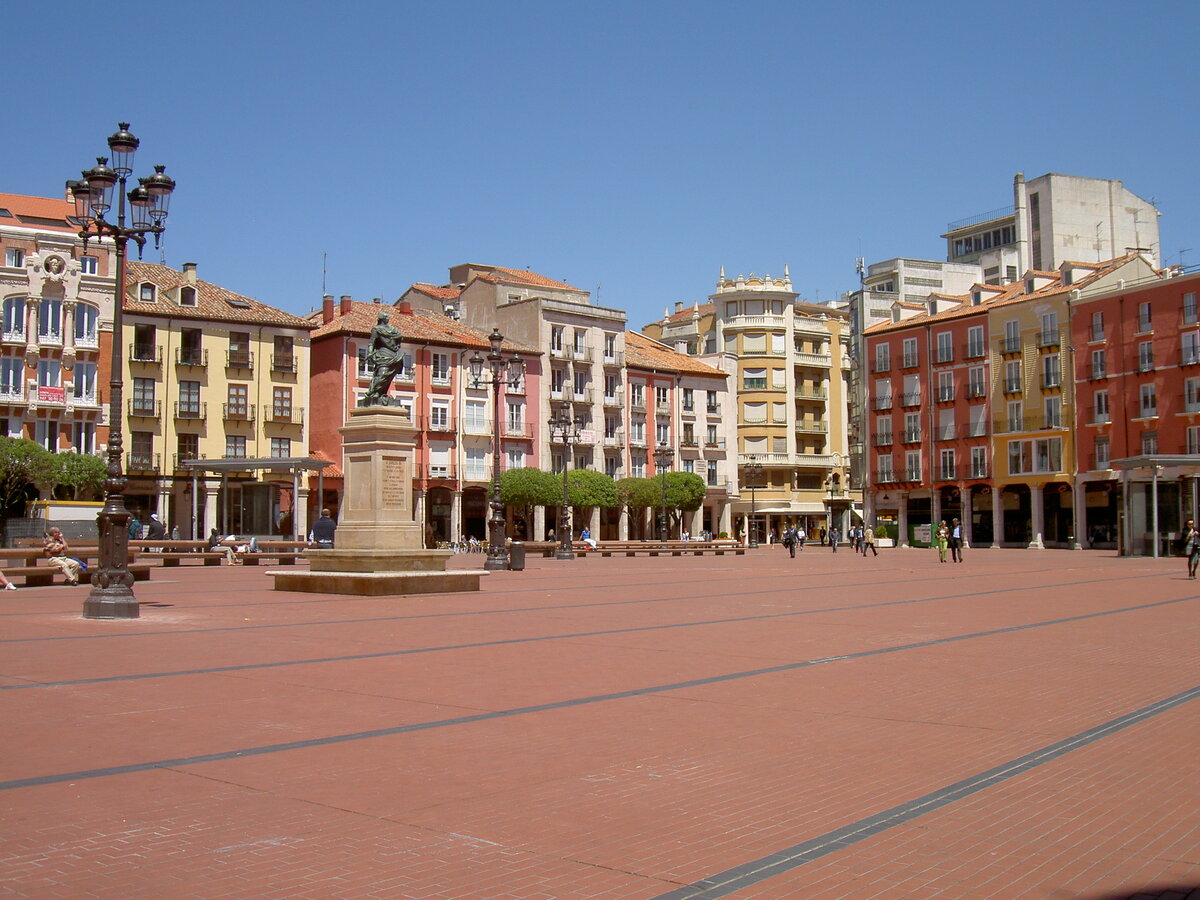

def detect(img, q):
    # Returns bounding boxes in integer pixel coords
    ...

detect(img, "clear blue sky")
[6,0,1198,329]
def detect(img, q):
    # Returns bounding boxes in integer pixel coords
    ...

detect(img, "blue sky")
[6,1,1198,329]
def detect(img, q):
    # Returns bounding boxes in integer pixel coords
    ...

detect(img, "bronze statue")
[361,312,406,406]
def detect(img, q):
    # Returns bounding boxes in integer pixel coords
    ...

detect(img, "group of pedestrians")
[933,518,965,563]
[778,523,879,558]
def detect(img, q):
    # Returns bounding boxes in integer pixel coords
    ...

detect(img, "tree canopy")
[615,476,660,509]
[661,471,707,511]
[565,469,617,508]
[53,452,108,501]
[0,437,55,516]
[499,467,560,508]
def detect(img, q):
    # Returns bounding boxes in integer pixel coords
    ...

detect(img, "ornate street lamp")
[546,401,582,559]
[653,441,673,543]
[71,123,176,619]
[469,328,525,571]
[744,455,763,548]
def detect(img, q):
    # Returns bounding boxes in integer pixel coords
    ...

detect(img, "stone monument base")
[269,548,486,596]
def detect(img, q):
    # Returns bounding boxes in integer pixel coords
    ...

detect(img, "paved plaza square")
[1,547,1198,899]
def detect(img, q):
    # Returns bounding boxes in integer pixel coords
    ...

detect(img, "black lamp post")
[469,328,524,571]
[70,123,175,620]
[654,441,673,543]
[744,455,762,548]
[547,401,582,559]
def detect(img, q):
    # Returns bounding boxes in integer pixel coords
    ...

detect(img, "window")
[742,368,767,390]
[1090,349,1106,379]
[1004,320,1019,352]
[131,432,153,467]
[38,299,62,341]
[273,335,295,372]
[1137,301,1152,333]
[682,388,694,411]
[506,402,524,433]
[463,447,487,481]
[1004,360,1022,393]
[1040,312,1059,345]
[1140,383,1157,417]
[604,333,616,361]
[937,409,955,441]
[550,326,564,352]
[1186,293,1199,326]
[1138,341,1154,372]
[629,419,645,444]
[875,415,892,445]
[630,383,645,407]
[1141,431,1158,455]
[2,297,25,337]
[463,399,487,434]
[1042,354,1060,388]
[1189,428,1200,455]
[904,450,921,481]
[904,412,920,443]
[877,454,894,482]
[37,359,62,389]
[227,383,248,416]
[0,357,23,398]
[270,437,291,458]
[1044,396,1062,429]
[939,449,955,480]
[73,304,99,345]
[74,421,96,454]
[968,366,986,398]
[706,424,718,446]
[654,385,669,408]
[1007,400,1024,433]
[431,352,450,383]
[180,286,197,307]
[874,343,890,372]
[1094,390,1110,423]
[133,324,157,360]
[937,371,954,401]
[506,447,525,470]
[707,460,718,486]
[1008,437,1062,475]
[225,435,247,458]
[273,387,293,421]
[970,446,988,478]
[178,380,201,416]
[573,329,586,354]
[902,337,918,368]
[631,458,645,478]
[968,404,987,437]
[132,376,155,414]
[229,332,252,369]
[1183,331,1200,365]
[571,370,588,398]
[80,256,98,275]
[1090,311,1105,342]
[682,423,695,445]
[5,248,25,267]
[967,325,984,358]
[656,422,669,445]
[707,390,718,413]
[1186,378,1200,413]
[901,374,920,406]
[935,332,953,363]
[179,328,203,365]
[1095,436,1110,469]
[429,402,450,431]
[138,282,156,302]
[35,418,59,452]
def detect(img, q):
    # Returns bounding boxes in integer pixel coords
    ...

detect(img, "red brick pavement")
[1,546,1197,898]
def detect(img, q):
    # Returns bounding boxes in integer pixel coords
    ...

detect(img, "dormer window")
[138,283,156,302]
[1025,279,1035,294]
[180,286,197,307]
[971,291,982,306]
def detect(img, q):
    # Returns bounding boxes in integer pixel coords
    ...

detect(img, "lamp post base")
[83,583,139,619]
[484,554,509,571]
[554,547,575,560]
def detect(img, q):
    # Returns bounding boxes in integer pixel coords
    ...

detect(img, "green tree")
[663,471,706,511]
[53,451,108,501]
[499,467,559,533]
[0,438,56,536]
[615,476,659,510]
[565,469,617,509]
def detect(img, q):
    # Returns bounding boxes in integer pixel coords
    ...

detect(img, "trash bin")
[508,541,526,571]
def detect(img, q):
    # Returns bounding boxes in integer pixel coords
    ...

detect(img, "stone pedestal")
[270,406,486,596]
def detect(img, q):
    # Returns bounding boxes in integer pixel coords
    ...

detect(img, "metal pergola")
[1110,454,1200,558]
[179,457,333,539]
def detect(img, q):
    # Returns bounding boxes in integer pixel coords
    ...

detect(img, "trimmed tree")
[565,469,617,536]
[499,467,559,534]
[52,452,108,501]
[0,437,56,544]
[616,476,660,540]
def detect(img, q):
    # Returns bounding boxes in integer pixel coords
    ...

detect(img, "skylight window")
[224,297,252,309]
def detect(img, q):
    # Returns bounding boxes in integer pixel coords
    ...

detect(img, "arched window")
[74,303,99,344]
[38,298,63,341]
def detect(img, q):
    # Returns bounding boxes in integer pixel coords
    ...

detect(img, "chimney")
[340,295,353,316]
[322,293,334,324]
[183,262,197,284]
[373,297,382,304]
[397,301,413,316]
[674,301,683,314]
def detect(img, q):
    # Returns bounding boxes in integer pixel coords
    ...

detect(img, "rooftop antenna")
[322,251,327,295]
[595,282,602,303]
[1095,222,1103,262]
[1180,248,1193,270]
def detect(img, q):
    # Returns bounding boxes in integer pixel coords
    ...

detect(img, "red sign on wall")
[37,386,65,403]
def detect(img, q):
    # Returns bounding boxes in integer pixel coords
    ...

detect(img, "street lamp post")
[469,329,525,571]
[70,123,175,620]
[654,442,673,543]
[547,402,582,559]
[744,456,762,548]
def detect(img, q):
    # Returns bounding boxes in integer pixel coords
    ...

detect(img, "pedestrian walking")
[1184,518,1200,579]
[783,526,797,558]
[819,527,827,546]
[829,526,840,552]
[43,527,83,585]
[862,526,878,557]
[796,525,806,551]
[309,508,337,549]
[949,518,964,563]
[935,520,949,563]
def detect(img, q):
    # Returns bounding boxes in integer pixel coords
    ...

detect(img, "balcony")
[174,401,207,421]
[936,425,957,442]
[937,387,955,402]
[967,385,986,399]
[222,403,256,423]
[630,396,647,413]
[794,385,827,399]
[548,345,571,361]
[175,347,208,368]
[127,399,161,419]
[603,391,624,408]
[572,345,593,362]
[900,392,921,407]
[173,452,204,470]
[1087,363,1107,381]
[502,420,533,439]
[602,351,624,367]
[680,439,700,451]
[902,429,922,444]
[705,402,721,416]
[127,451,160,472]
[966,422,988,438]
[999,337,1022,355]
[795,352,831,368]
[873,431,893,447]
[462,466,490,483]
[2,326,26,344]
[795,420,828,434]
[462,417,490,436]
[572,388,593,405]
[226,349,254,370]
[1036,330,1061,349]
[603,431,624,448]
[901,354,919,369]
[266,407,305,426]
[129,343,162,364]
[970,462,989,479]
[37,328,63,347]
[873,396,893,411]
[423,415,455,433]
[903,467,922,482]
[1003,379,1023,394]
[964,342,986,360]
[704,438,726,450]
[629,434,648,449]
[72,389,102,408]
[270,353,297,374]
[1040,373,1061,390]
[741,378,768,391]
[424,462,457,481]
[75,331,100,350]
[872,360,891,374]
[934,348,954,364]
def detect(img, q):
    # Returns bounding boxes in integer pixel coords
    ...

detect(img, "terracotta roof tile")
[308,301,538,355]
[0,193,76,233]
[624,331,726,378]
[409,283,463,300]
[487,266,581,292]
[125,262,314,329]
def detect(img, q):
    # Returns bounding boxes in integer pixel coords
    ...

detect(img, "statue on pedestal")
[361,311,406,406]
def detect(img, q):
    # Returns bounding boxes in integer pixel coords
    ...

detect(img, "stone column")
[990,489,1002,549]
[413,489,427,543]
[450,490,462,542]
[962,490,974,549]
[618,506,629,540]
[932,490,942,531]
[533,505,546,541]
[296,485,311,541]
[204,482,218,538]
[1071,480,1086,550]
[719,502,731,538]
[589,506,600,538]
[1028,485,1045,549]
[691,506,703,537]
[897,493,909,547]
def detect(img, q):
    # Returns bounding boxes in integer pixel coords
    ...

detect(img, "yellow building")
[121,261,314,537]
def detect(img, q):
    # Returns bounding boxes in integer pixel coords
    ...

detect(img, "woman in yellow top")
[935,520,950,563]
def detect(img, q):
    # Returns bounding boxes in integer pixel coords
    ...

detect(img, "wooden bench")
[238,551,304,566]
[2,562,153,587]
[597,543,746,557]
[519,541,591,557]
[133,540,227,566]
